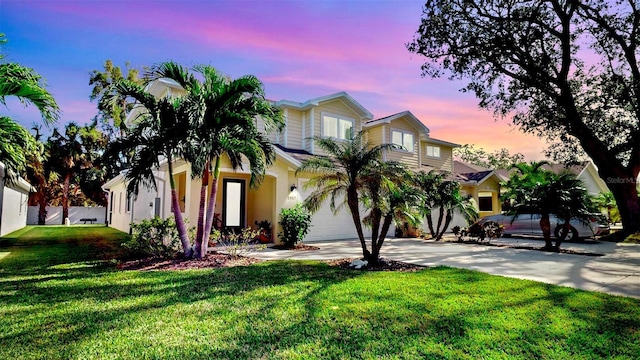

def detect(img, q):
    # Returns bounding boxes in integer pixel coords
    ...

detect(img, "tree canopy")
[454,144,524,170]
[408,0,640,233]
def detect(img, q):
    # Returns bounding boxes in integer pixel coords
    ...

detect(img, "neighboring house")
[102,85,483,241]
[453,161,504,219]
[494,161,610,196]
[0,161,32,237]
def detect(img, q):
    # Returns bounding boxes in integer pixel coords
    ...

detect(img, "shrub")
[123,216,181,258]
[278,203,312,248]
[211,227,265,258]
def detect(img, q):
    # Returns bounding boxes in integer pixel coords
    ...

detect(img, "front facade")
[103,87,493,241]
[0,162,31,237]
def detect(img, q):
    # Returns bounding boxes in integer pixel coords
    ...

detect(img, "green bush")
[278,203,312,248]
[123,217,181,258]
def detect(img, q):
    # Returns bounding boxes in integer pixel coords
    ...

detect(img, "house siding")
[422,142,454,172]
[383,118,420,169]
[312,99,363,156]
[285,109,304,150]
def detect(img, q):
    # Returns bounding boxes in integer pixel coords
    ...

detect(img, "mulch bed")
[117,252,263,271]
[325,257,427,272]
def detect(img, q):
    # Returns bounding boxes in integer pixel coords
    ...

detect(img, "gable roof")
[274,91,374,120]
[363,110,429,134]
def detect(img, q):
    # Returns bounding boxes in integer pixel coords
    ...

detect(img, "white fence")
[27,206,106,225]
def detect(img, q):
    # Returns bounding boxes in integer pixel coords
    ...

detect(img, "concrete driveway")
[248,237,640,299]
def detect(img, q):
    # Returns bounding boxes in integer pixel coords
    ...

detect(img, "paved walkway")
[247,237,640,299]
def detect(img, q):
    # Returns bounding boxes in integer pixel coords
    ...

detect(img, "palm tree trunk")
[167,156,192,257]
[372,214,394,264]
[435,207,445,240]
[37,193,47,225]
[193,161,210,259]
[202,157,221,250]
[540,214,553,250]
[426,212,435,237]
[62,173,70,224]
[347,187,369,259]
[437,210,453,240]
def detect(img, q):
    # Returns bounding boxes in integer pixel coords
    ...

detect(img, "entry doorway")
[222,179,246,233]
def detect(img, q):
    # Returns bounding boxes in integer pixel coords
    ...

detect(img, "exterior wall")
[312,99,363,156]
[27,206,106,225]
[0,184,29,236]
[106,174,165,234]
[422,141,454,172]
[285,109,304,150]
[579,165,609,196]
[383,118,420,169]
[256,115,278,144]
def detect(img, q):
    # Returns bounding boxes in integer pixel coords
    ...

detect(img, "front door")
[222,179,246,233]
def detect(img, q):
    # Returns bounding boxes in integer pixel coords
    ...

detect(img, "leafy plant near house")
[211,227,264,258]
[123,216,181,258]
[255,220,272,243]
[278,203,312,248]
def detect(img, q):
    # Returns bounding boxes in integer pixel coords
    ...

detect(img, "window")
[391,130,415,152]
[322,114,353,140]
[478,191,493,212]
[426,145,441,158]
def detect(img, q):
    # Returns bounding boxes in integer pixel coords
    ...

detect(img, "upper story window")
[426,145,441,158]
[322,114,353,140]
[391,129,415,152]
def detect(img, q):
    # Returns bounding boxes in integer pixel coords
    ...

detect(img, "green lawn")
[1,226,639,359]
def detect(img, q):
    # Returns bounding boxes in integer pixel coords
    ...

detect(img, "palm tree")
[146,63,284,258]
[0,34,59,177]
[297,131,399,263]
[104,73,196,257]
[502,162,591,250]
[48,123,91,223]
[414,170,478,240]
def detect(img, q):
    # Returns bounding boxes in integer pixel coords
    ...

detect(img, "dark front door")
[222,179,246,233]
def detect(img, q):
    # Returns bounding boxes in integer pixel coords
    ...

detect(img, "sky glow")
[0,0,547,159]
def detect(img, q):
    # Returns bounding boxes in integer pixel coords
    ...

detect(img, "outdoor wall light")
[290,184,297,192]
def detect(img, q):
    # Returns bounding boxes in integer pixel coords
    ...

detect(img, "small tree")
[278,203,312,248]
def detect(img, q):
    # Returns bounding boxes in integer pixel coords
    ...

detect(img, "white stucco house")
[0,161,32,237]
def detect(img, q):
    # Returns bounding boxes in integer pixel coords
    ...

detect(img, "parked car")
[476,213,610,241]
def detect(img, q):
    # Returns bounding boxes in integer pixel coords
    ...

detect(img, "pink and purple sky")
[0,0,547,159]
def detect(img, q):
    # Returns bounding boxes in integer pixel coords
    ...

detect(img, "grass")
[1,226,639,359]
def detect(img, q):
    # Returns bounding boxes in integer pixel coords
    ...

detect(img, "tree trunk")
[167,157,192,258]
[426,212,435,237]
[556,220,570,250]
[540,214,553,250]
[202,157,222,252]
[38,195,47,225]
[367,208,383,265]
[434,207,445,240]
[437,210,453,240]
[608,180,640,234]
[62,174,71,224]
[371,214,394,264]
[193,161,210,259]
[347,187,369,259]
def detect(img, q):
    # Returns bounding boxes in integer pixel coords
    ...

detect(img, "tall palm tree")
[147,63,284,258]
[104,74,196,257]
[0,35,59,177]
[297,131,399,263]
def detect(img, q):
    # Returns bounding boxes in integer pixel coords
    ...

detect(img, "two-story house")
[103,86,502,242]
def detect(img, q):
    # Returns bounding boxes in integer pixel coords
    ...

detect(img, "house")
[453,161,504,219]
[494,161,610,196]
[102,86,495,242]
[0,161,32,236]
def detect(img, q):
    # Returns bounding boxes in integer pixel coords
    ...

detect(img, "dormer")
[273,92,373,155]
[363,110,458,172]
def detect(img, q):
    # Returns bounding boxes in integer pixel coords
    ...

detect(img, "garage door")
[298,179,371,242]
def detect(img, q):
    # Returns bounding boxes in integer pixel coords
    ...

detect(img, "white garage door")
[298,179,371,242]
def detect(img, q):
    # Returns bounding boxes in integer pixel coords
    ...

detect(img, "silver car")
[476,213,610,241]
